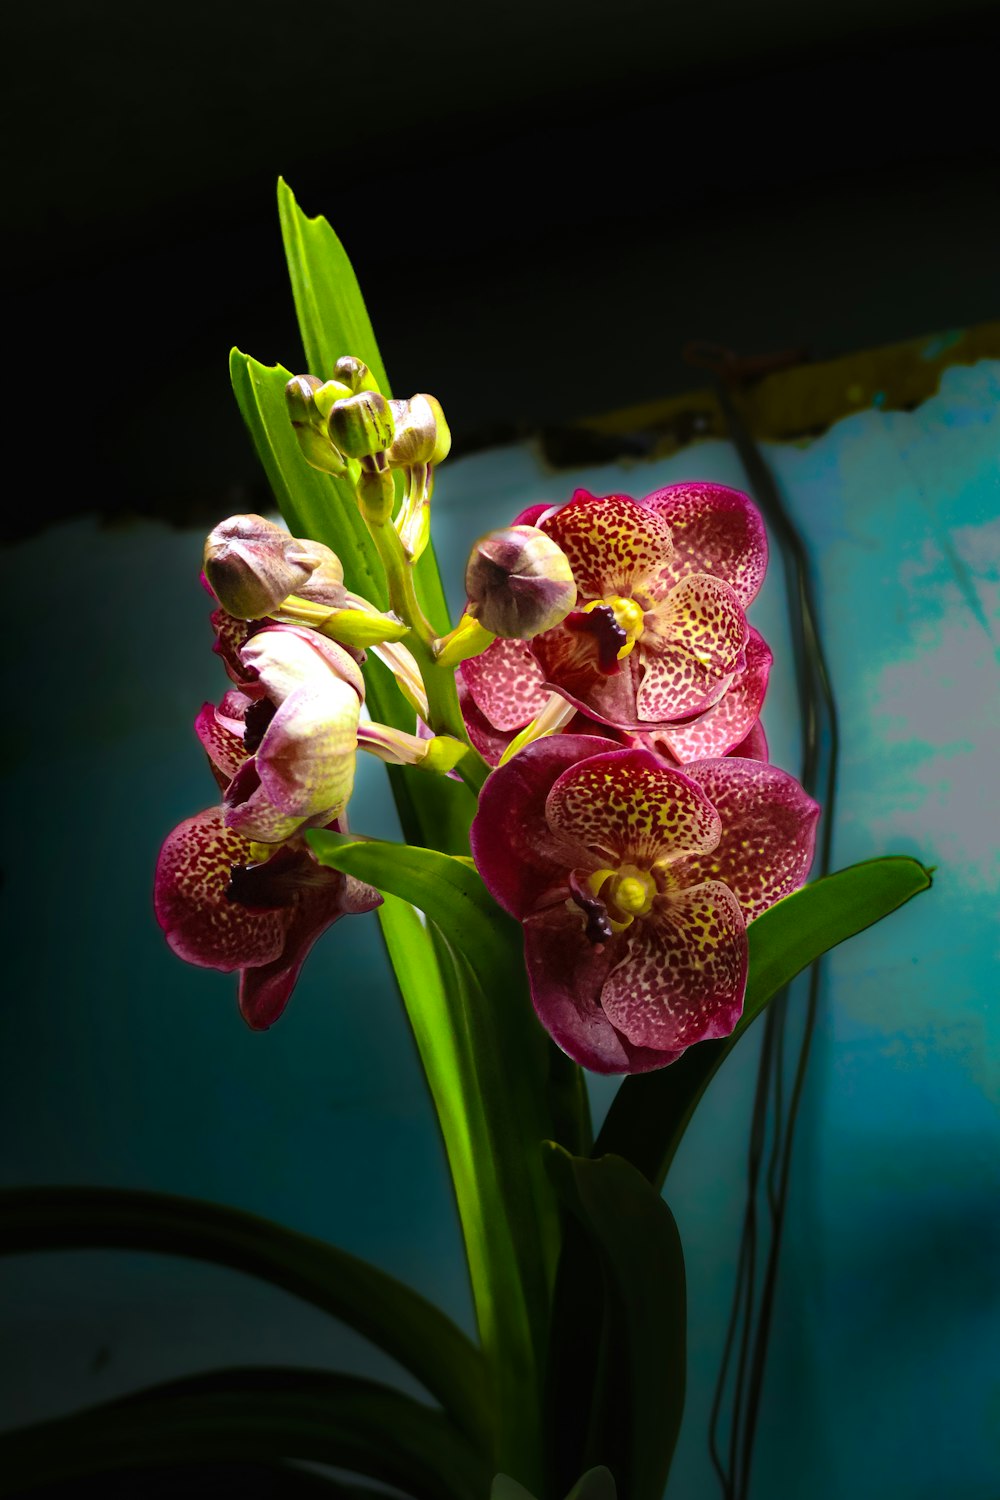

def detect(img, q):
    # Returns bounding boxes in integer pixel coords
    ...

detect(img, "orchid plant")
[0,183,932,1500]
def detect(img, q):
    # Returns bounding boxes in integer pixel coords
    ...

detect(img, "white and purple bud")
[204,515,341,621]
[465,524,577,639]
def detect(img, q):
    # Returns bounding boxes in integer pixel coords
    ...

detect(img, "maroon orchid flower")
[461,482,770,749]
[470,735,818,1074]
[154,808,380,1029]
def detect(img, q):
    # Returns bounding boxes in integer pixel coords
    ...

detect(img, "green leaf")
[0,1186,488,1452]
[594,855,934,1190]
[308,841,573,1491]
[0,1368,489,1500]
[490,1466,616,1500]
[276,178,450,637]
[543,1149,685,1500]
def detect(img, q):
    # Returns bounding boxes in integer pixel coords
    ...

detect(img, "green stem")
[367,514,488,794]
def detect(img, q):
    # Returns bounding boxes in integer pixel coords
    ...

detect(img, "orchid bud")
[334,356,380,394]
[385,394,451,468]
[285,375,350,476]
[311,378,355,420]
[204,515,323,620]
[285,537,346,606]
[328,391,395,460]
[465,524,577,639]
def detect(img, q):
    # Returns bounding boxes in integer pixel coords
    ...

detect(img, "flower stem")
[367,515,489,794]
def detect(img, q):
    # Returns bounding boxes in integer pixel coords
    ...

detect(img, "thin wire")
[706,379,841,1500]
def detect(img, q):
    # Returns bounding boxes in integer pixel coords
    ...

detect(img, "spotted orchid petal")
[154,808,381,1029]
[155,809,287,974]
[460,637,549,733]
[648,627,772,762]
[730,718,769,761]
[540,490,674,599]
[599,881,747,1050]
[194,694,251,789]
[545,749,721,868]
[676,758,820,919]
[637,573,748,721]
[644,481,768,607]
[522,906,680,1074]
[470,734,618,917]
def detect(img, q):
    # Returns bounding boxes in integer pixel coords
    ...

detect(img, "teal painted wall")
[1,361,997,1496]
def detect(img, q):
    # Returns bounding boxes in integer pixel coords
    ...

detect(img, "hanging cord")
[684,345,840,1500]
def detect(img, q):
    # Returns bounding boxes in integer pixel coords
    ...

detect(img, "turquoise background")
[1,360,997,1496]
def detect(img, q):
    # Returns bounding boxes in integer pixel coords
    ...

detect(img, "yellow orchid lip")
[587,862,658,930]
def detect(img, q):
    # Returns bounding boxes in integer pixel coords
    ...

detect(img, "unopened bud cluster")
[285,357,451,536]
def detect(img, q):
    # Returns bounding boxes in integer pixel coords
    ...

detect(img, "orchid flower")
[154,808,380,1029]
[218,624,366,845]
[461,483,769,751]
[471,735,819,1074]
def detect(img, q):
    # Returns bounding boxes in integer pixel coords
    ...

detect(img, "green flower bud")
[284,373,323,426]
[465,524,577,639]
[356,467,396,525]
[204,514,323,620]
[334,355,380,394]
[385,394,450,468]
[286,375,350,475]
[312,378,355,420]
[328,391,395,460]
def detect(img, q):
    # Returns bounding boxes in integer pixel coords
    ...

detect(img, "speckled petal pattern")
[545,749,722,867]
[657,627,772,761]
[540,490,675,599]
[195,701,248,784]
[522,907,681,1074]
[637,573,748,720]
[599,880,747,1050]
[154,808,287,972]
[677,758,820,919]
[460,637,548,732]
[644,482,768,607]
[470,733,614,916]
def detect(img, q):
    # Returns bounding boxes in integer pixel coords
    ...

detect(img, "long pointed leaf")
[309,843,569,1491]
[594,855,933,1190]
[276,178,450,636]
[544,1149,685,1500]
[0,1368,489,1500]
[0,1186,488,1450]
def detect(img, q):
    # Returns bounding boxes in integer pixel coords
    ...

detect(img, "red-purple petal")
[459,637,549,732]
[677,758,820,919]
[540,490,674,600]
[238,869,380,1030]
[655,627,772,761]
[470,734,615,917]
[644,481,767,607]
[599,881,747,1050]
[522,907,680,1074]
[154,808,287,972]
[637,574,748,721]
[195,701,248,787]
[545,748,722,867]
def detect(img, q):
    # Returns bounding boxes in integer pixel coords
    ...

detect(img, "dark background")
[5,0,999,540]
